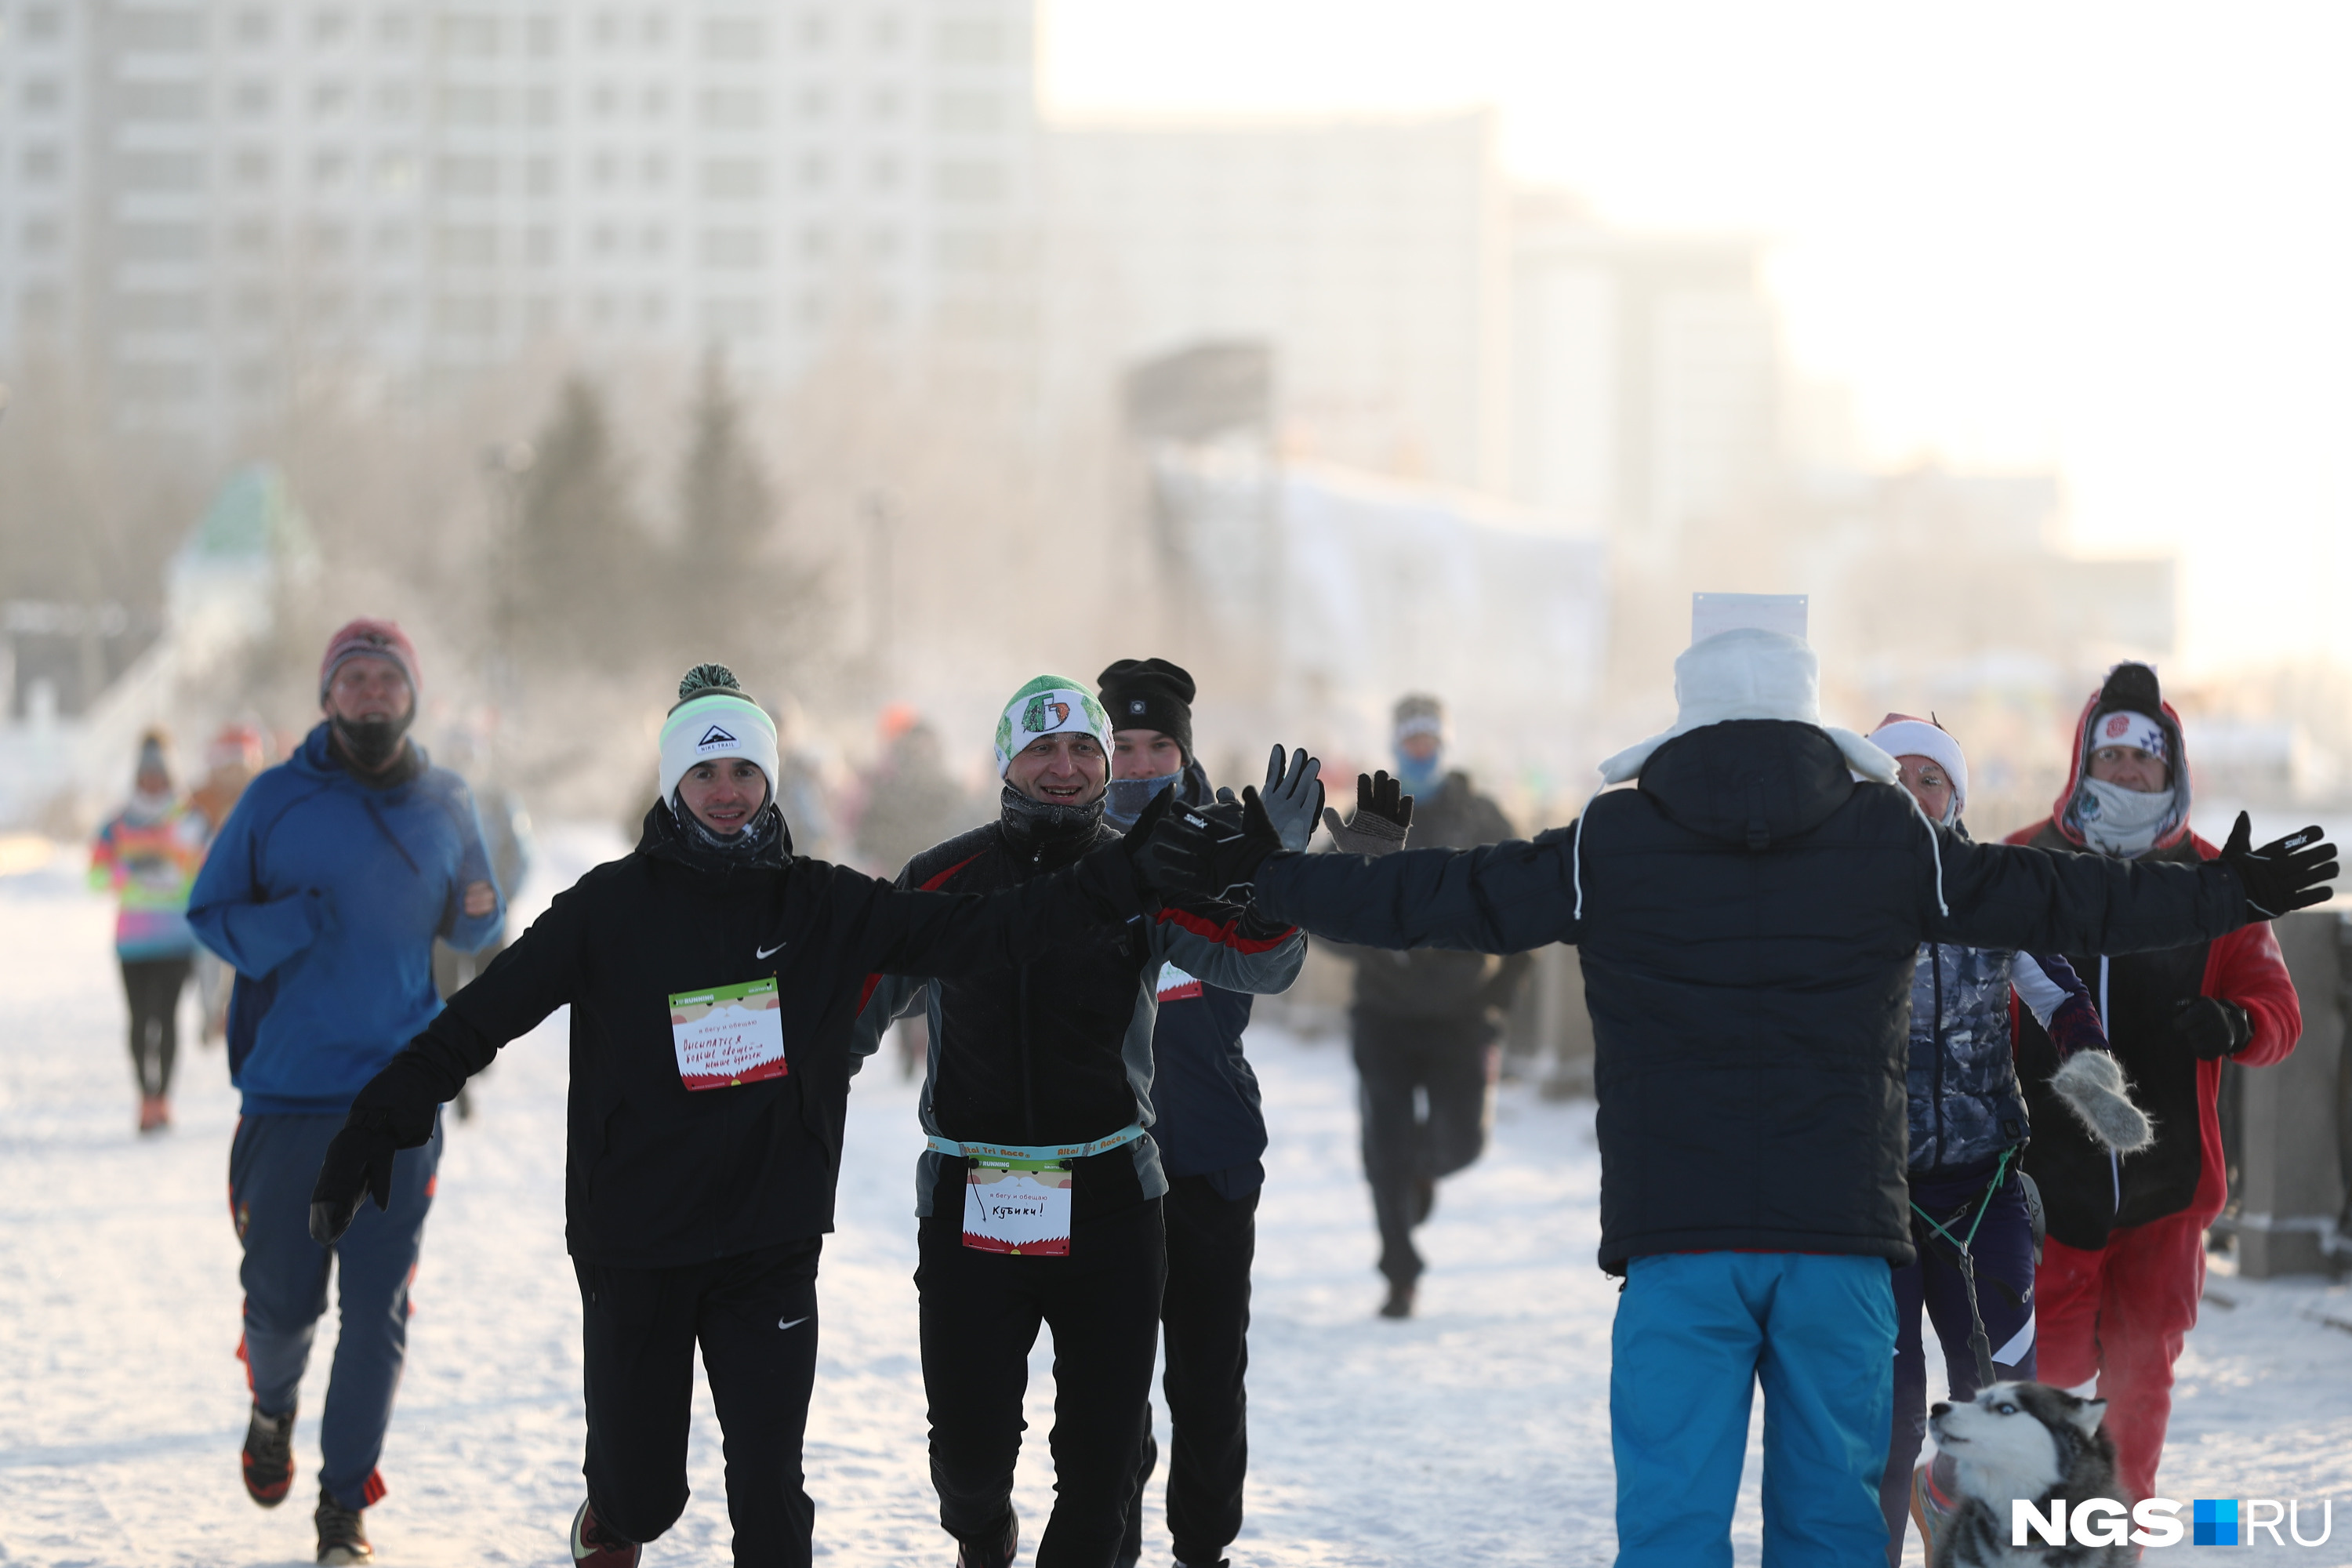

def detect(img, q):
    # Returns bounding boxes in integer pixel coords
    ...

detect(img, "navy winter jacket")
[1250,720,2250,1272]
[1905,943,2031,1174]
[188,724,502,1115]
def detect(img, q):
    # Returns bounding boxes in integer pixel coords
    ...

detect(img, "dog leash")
[1911,1147,2016,1388]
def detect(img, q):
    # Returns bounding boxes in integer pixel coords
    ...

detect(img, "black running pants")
[1352,1014,1493,1286]
[918,1188,1166,1568]
[120,954,190,1098]
[575,1238,822,1568]
[1123,1175,1258,1568]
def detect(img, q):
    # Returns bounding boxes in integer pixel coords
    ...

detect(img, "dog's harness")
[1911,1147,2016,1388]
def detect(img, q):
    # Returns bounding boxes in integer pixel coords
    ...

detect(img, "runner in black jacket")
[858,673,1311,1568]
[309,666,1171,1568]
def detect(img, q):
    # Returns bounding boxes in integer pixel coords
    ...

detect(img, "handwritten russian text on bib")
[668,977,787,1090]
[961,1158,1073,1255]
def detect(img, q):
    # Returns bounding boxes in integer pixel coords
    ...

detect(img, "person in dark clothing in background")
[1328,693,1529,1319]
[89,728,209,1134]
[310,664,1170,1568]
[860,674,1314,1568]
[1098,658,1370,1568]
[1130,625,2335,1567]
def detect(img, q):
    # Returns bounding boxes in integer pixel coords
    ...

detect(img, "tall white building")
[1510,191,1781,555]
[0,0,1036,452]
[1046,111,1510,492]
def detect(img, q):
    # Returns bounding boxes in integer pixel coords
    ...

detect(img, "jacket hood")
[2049,662,2191,854]
[1597,629,1899,789]
[294,720,427,789]
[1637,720,1862,849]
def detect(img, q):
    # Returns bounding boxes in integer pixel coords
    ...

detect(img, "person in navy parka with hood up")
[188,619,502,1566]
[1131,626,2336,1568]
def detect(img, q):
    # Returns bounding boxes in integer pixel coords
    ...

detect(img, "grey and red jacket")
[861,799,1305,1218]
[2004,687,2302,1249]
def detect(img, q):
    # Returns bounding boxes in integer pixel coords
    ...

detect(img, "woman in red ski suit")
[2003,662,2303,1505]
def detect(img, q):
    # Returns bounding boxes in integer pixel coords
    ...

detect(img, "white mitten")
[2049,1051,2154,1155]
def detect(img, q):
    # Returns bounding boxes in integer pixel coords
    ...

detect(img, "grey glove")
[1218,745,1323,855]
[1322,770,1414,856]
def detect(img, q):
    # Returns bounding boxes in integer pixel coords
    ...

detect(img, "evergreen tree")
[678,351,777,565]
[513,376,650,670]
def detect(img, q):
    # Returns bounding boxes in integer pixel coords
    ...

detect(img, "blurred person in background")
[858,676,1312,1568]
[189,723,272,1048]
[187,619,503,1566]
[1324,693,1527,1319]
[1098,658,1351,1568]
[428,720,535,1123]
[853,705,980,1077]
[89,728,209,1133]
[1133,626,2332,1568]
[308,663,1171,1568]
[1867,715,2153,1564]
[2002,663,2308,1508]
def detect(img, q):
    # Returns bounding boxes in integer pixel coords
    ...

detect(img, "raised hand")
[2219,811,2337,920]
[1322,770,1414,856]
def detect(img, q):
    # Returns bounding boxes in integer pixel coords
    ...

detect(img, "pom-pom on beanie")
[993,675,1111,777]
[659,663,780,803]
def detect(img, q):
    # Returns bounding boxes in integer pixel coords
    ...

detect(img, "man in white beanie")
[1130,627,2336,1566]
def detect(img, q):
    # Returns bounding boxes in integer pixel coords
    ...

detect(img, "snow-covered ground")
[4,825,2350,1567]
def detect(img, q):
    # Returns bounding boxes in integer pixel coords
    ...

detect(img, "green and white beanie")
[659,665,780,801]
[993,675,1111,777]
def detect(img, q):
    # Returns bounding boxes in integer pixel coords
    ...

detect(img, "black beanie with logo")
[1096,657,1196,763]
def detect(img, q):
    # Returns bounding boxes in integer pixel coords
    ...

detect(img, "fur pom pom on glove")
[2049,1050,2154,1155]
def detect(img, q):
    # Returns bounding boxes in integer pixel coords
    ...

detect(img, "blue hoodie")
[188,724,503,1115]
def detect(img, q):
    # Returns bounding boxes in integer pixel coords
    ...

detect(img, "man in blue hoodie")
[188,619,502,1566]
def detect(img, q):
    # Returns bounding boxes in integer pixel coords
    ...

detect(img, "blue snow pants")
[1611,1251,1896,1568]
[229,1112,443,1512]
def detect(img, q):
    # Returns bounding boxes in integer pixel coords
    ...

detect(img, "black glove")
[1134,787,1283,902]
[2170,996,2252,1060]
[309,1102,436,1243]
[1116,779,1181,882]
[2218,811,2337,920]
[1322,770,1414,855]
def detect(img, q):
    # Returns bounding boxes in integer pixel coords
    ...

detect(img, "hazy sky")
[1041,1,2352,673]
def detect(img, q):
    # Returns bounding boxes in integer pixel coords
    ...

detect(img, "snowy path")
[4,826,2350,1566]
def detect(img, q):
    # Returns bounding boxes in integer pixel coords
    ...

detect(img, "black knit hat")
[1097,657,1196,762]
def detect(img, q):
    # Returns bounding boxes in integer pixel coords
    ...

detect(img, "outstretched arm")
[1249,826,1582,956]
[1932,834,2243,956]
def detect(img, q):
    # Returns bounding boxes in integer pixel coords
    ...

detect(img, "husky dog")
[1929,1381,2131,1567]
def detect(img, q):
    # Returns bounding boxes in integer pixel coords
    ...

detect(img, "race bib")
[961,1158,1073,1255]
[668,978,788,1091]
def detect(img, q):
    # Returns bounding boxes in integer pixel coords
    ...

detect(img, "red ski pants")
[2034,1210,2206,1504]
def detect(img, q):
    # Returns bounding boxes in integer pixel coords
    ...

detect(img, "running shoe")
[1379,1280,1417,1319]
[955,1504,1018,1568]
[241,1402,296,1507]
[572,1499,641,1566]
[314,1483,372,1564]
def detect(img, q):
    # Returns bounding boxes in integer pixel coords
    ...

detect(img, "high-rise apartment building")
[1510,191,1781,555]
[0,0,1036,452]
[1047,111,1510,492]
